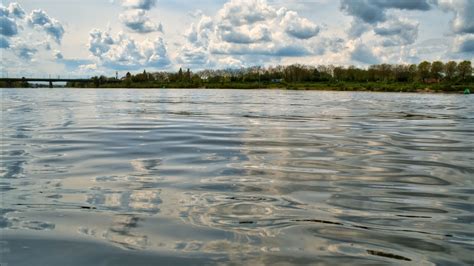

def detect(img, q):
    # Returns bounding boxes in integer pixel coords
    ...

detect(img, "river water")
[1,89,473,265]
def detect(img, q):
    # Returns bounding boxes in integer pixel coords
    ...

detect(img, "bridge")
[0,77,94,88]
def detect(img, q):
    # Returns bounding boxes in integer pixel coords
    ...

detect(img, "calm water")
[1,88,473,265]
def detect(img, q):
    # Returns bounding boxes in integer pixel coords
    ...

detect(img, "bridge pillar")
[49,81,53,88]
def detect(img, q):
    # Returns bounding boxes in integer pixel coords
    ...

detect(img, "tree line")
[116,60,472,84]
[61,60,474,92]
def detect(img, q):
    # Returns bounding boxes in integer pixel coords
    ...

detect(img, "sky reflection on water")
[1,89,473,265]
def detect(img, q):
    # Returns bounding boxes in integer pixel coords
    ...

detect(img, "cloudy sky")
[1,0,473,78]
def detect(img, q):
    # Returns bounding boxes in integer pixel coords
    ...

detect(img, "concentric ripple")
[1,88,473,265]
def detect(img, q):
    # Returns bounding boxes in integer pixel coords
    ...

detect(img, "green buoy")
[464,88,471,94]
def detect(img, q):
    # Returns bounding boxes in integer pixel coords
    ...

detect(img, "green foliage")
[57,60,474,93]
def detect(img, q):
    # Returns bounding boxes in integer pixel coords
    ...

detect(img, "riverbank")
[70,81,473,93]
[2,81,473,93]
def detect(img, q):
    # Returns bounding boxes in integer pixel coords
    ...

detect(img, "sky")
[1,0,473,78]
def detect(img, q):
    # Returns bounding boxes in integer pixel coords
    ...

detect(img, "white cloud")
[119,0,161,34]
[186,14,213,46]
[217,0,275,26]
[178,0,323,68]
[0,3,24,37]
[177,46,211,66]
[88,28,115,57]
[453,34,474,53]
[374,17,419,46]
[438,0,474,34]
[27,9,65,43]
[7,2,25,19]
[281,10,320,39]
[79,63,98,71]
[12,42,38,61]
[340,0,433,24]
[0,36,10,48]
[88,29,170,70]
[54,50,63,60]
[120,10,162,33]
[341,0,432,44]
[350,41,380,65]
[0,16,18,37]
[122,0,157,10]
[0,3,65,65]
[218,24,272,44]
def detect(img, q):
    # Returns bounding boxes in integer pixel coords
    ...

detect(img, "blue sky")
[1,0,473,78]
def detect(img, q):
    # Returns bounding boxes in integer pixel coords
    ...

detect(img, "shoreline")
[1,86,471,94]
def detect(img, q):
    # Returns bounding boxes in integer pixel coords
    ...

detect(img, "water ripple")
[1,89,473,265]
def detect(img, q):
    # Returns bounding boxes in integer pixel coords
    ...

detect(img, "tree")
[186,68,191,81]
[430,61,444,80]
[178,68,183,81]
[418,61,431,82]
[379,64,393,82]
[444,61,457,81]
[457,60,472,81]
[408,64,417,82]
[333,67,346,81]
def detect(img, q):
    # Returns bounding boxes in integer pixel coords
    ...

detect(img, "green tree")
[178,68,183,81]
[408,64,417,82]
[444,61,457,81]
[186,68,191,81]
[457,60,472,81]
[430,61,444,80]
[418,61,431,82]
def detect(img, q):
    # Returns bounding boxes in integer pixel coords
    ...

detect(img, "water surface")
[1,89,473,265]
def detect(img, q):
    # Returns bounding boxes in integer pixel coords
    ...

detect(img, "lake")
[1,88,473,265]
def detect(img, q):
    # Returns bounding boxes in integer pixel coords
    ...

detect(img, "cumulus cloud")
[374,0,432,10]
[437,0,474,34]
[454,34,474,53]
[186,14,213,46]
[88,29,115,57]
[177,46,211,66]
[1,3,66,63]
[54,50,63,60]
[0,3,24,37]
[120,10,162,33]
[340,0,433,24]
[0,16,18,36]
[88,29,170,69]
[79,63,98,71]
[350,42,379,64]
[347,19,371,38]
[119,0,161,34]
[218,24,272,44]
[178,0,322,67]
[7,2,25,18]
[122,0,157,10]
[217,0,275,26]
[1,2,25,18]
[340,0,432,48]
[27,9,65,43]
[217,56,243,68]
[12,43,38,60]
[374,18,419,46]
[0,36,10,48]
[281,10,320,39]
[340,0,386,24]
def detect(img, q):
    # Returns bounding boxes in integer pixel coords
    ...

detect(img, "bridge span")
[0,78,93,88]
